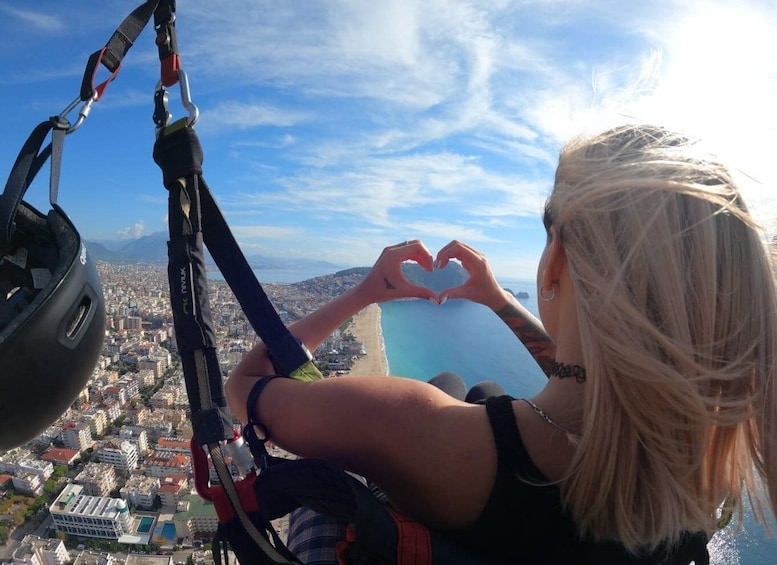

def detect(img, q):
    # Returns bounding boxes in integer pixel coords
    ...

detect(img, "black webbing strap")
[154,122,307,565]
[0,117,69,252]
[154,124,313,376]
[79,1,161,102]
[153,0,181,87]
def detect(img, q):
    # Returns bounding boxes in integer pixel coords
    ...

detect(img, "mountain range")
[84,234,530,297]
[85,232,342,271]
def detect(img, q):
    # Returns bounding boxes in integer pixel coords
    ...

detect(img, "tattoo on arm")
[495,302,556,377]
[384,277,396,290]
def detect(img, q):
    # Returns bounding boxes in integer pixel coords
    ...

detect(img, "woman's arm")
[224,240,499,529]
[435,240,556,376]
[230,240,438,384]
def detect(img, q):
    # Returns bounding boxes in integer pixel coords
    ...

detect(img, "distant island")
[508,289,530,299]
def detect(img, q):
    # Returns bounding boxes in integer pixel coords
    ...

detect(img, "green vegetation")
[63,534,160,554]
[0,465,69,532]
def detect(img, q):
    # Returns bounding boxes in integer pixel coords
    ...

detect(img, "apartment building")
[120,475,160,510]
[12,535,69,565]
[74,463,117,497]
[49,484,133,540]
[97,441,139,472]
[62,422,94,452]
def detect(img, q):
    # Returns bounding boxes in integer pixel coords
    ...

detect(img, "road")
[0,515,52,563]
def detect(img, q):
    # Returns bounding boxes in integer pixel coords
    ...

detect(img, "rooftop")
[41,448,81,465]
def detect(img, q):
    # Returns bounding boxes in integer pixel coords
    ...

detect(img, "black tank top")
[445,395,709,564]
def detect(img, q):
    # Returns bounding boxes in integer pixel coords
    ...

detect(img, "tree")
[0,521,10,544]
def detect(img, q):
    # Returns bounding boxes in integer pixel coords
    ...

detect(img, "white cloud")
[198,101,310,134]
[0,5,64,32]
[403,221,500,243]
[117,221,145,239]
[230,225,303,240]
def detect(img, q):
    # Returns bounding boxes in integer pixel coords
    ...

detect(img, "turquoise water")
[161,522,177,541]
[137,516,154,533]
[379,278,776,564]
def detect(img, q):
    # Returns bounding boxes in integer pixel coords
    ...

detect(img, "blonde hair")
[548,125,777,552]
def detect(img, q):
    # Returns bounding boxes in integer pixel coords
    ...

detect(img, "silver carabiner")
[58,93,98,134]
[153,68,199,130]
[177,69,199,126]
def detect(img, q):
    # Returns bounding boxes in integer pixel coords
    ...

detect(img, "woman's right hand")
[357,240,438,304]
[435,240,510,310]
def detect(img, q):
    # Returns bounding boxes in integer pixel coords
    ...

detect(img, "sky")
[1,0,776,278]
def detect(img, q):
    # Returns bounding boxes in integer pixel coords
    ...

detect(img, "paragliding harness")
[5,3,712,564]
[4,2,504,564]
[149,6,509,565]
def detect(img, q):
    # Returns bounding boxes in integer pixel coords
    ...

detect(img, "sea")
[232,268,775,562]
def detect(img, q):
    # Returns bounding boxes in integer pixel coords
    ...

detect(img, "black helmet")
[0,119,106,451]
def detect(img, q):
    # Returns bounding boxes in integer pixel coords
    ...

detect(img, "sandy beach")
[346,303,388,376]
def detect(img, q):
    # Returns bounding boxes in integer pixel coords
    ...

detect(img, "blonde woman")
[225,125,777,563]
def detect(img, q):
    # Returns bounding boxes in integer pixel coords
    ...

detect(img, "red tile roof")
[41,448,81,464]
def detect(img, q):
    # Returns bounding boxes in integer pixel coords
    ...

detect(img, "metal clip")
[57,92,98,134]
[153,68,199,130]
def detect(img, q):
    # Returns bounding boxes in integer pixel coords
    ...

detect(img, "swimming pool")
[161,522,176,541]
[137,516,154,533]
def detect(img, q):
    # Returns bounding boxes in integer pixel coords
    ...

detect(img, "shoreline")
[345,303,389,376]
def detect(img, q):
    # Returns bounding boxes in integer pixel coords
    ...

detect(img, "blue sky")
[1,1,776,278]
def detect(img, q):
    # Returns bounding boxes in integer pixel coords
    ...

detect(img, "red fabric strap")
[388,507,432,565]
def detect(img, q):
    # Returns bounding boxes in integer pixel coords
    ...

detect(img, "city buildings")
[97,441,139,473]
[0,450,53,481]
[74,463,118,497]
[11,535,70,565]
[49,484,133,540]
[62,422,94,452]
[2,262,366,555]
[120,475,160,510]
[11,472,44,497]
[143,452,190,478]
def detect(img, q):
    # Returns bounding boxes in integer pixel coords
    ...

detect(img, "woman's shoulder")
[460,393,575,486]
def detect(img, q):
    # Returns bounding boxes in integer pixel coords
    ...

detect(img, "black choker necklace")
[550,361,586,383]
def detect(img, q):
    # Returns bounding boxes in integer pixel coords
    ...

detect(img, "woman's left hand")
[356,240,437,304]
[435,240,510,310]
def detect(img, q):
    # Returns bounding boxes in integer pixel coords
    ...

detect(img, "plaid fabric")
[287,507,348,565]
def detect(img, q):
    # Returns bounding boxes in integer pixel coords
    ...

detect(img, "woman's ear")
[541,226,567,288]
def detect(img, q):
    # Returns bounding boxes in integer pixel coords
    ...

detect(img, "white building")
[119,427,149,456]
[12,535,69,565]
[83,410,109,437]
[72,550,118,565]
[120,475,160,510]
[12,472,44,497]
[103,401,122,423]
[98,440,138,472]
[143,451,190,478]
[62,421,93,452]
[74,463,117,497]
[173,495,219,538]
[0,450,53,481]
[49,484,133,540]
[117,376,140,402]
